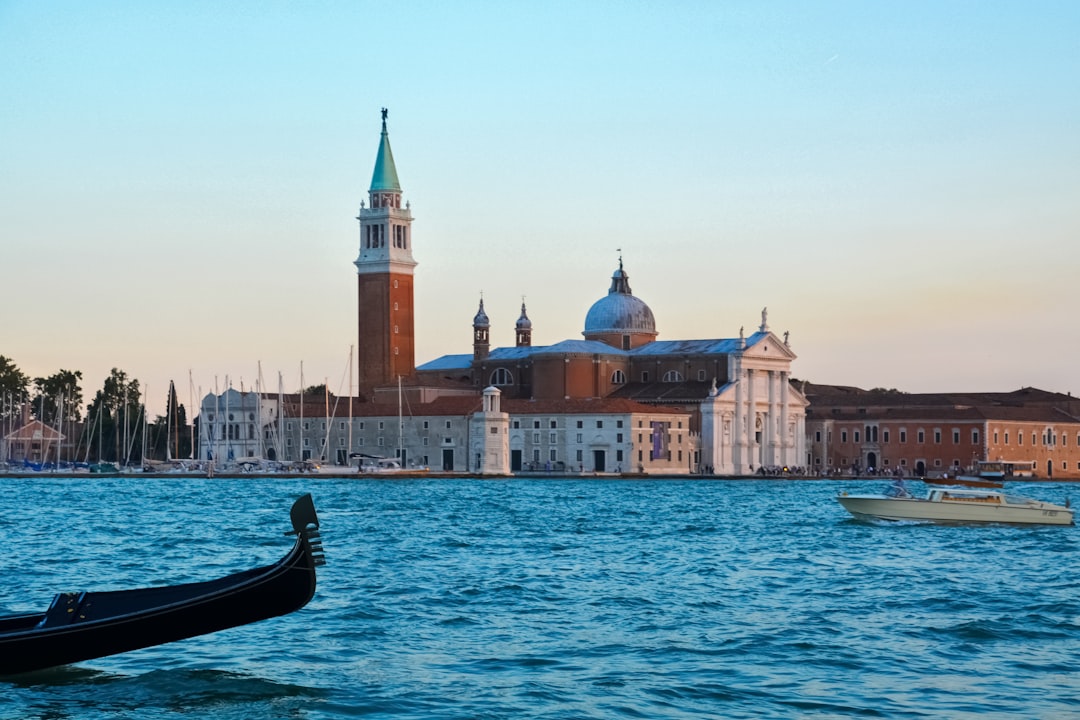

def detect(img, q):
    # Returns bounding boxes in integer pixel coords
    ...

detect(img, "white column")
[746,368,756,471]
[767,370,777,465]
[732,359,744,472]
[781,371,790,466]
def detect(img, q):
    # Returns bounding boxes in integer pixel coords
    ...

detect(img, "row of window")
[822,426,1080,448]
[824,428,981,445]
[823,456,1080,472]
[992,430,1078,447]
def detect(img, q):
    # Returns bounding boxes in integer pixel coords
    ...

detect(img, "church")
[353,110,808,474]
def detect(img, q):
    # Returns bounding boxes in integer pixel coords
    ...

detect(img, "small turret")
[473,297,490,362]
[515,300,532,347]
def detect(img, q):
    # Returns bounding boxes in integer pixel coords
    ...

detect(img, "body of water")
[0,476,1076,719]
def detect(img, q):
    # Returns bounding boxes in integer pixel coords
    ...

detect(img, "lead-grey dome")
[583,262,656,335]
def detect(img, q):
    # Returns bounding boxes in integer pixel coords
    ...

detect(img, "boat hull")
[0,495,323,675]
[837,494,1073,525]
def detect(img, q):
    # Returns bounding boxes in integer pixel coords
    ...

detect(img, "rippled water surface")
[0,477,1077,719]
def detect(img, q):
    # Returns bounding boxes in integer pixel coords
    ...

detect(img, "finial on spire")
[617,248,623,271]
[759,307,769,333]
[381,107,388,126]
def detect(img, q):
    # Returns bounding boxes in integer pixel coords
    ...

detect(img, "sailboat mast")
[299,362,304,462]
[348,345,354,467]
[188,370,196,459]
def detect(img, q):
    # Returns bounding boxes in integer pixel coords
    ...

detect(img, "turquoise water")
[0,477,1077,719]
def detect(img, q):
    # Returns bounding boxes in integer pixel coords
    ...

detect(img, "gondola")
[0,494,325,675]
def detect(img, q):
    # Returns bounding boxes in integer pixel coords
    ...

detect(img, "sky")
[2,1,1079,418]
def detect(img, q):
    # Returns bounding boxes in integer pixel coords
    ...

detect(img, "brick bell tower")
[355,108,417,389]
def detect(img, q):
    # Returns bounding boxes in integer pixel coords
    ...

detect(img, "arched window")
[611,370,627,384]
[662,370,684,383]
[490,368,513,386]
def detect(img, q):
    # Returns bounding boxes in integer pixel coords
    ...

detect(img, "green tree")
[32,369,84,424]
[0,356,30,421]
[86,368,143,463]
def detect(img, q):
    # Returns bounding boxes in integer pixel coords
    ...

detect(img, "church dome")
[473,298,490,328]
[515,302,532,330]
[583,261,656,336]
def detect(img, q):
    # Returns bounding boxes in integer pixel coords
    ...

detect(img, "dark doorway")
[511,449,522,472]
[593,450,606,472]
[442,448,454,471]
[915,460,926,477]
[866,452,877,472]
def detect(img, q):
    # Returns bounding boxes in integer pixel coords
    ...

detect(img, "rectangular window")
[303,421,310,431]
[918,430,925,443]
[533,432,540,443]
[338,438,345,447]
[513,420,520,429]
[899,430,906,443]
[378,421,384,430]
[533,449,540,462]
[576,449,583,462]
[617,420,624,428]
[994,431,999,444]
[378,438,384,447]
[339,421,346,430]
[934,430,942,444]
[357,438,364,446]
[423,421,429,429]
[597,421,603,429]
[533,420,541,429]
[358,422,365,430]
[617,433,623,443]
[550,420,557,429]
[841,430,848,443]
[446,421,452,429]
[490,427,498,434]
[1018,433,1023,445]
[577,420,583,428]
[815,431,822,442]
[972,430,980,444]
[576,433,583,443]
[854,431,860,443]
[549,432,557,443]
[549,449,557,461]
[953,430,960,444]
[883,430,890,443]
[641,371,650,383]
[1005,432,1009,444]
[423,437,429,445]
[616,449,624,462]
[1032,432,1037,445]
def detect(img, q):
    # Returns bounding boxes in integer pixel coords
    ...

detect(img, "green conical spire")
[369,107,402,192]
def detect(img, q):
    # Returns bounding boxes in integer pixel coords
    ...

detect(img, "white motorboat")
[837,484,1074,525]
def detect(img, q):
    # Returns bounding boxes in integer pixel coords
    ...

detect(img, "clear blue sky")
[2,1,1078,417]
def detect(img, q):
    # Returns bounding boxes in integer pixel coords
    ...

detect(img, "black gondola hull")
[0,494,323,675]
